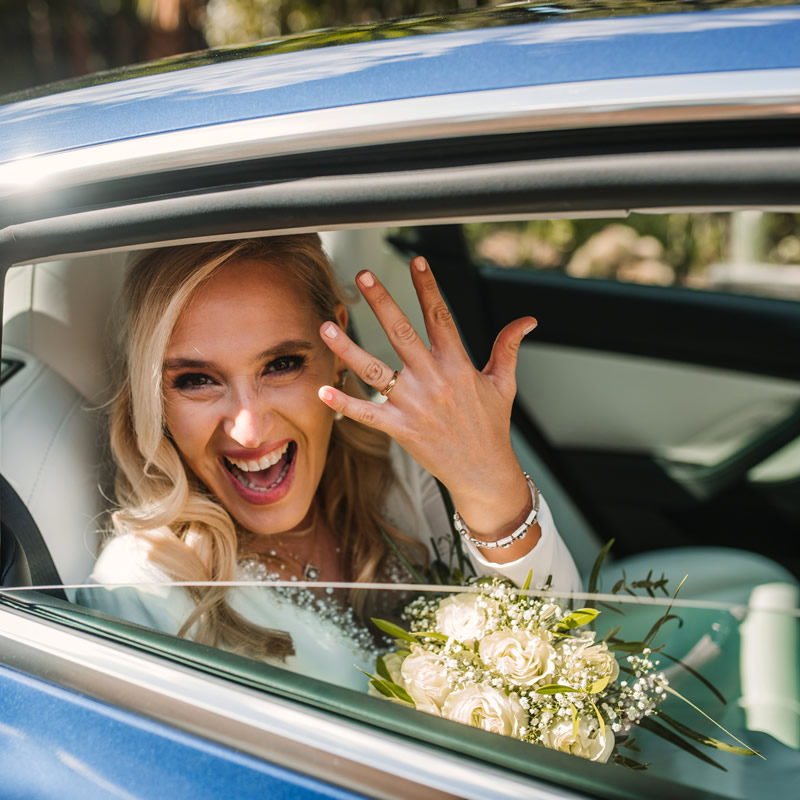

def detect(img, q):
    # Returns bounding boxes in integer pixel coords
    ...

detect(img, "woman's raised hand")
[318,256,540,561]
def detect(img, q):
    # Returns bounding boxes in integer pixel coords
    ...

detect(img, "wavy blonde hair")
[109,235,423,661]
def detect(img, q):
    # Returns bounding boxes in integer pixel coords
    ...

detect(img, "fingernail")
[523,320,538,336]
[322,321,338,339]
[319,387,334,402]
[413,257,427,272]
[358,270,375,287]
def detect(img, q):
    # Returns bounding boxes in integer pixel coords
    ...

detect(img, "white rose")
[442,684,528,737]
[435,593,497,646]
[540,716,615,763]
[400,646,451,716]
[478,629,556,686]
[566,640,620,689]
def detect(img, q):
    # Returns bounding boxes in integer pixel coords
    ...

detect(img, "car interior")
[2,211,799,798]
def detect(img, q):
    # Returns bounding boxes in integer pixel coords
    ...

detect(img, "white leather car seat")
[1,345,105,597]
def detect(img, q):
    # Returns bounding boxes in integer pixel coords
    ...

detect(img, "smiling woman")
[79,234,580,681]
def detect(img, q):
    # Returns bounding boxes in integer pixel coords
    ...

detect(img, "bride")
[79,234,581,689]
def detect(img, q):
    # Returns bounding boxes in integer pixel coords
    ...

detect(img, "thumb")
[483,316,537,388]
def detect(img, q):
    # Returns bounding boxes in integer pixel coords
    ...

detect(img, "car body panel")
[0,663,365,800]
[2,5,800,163]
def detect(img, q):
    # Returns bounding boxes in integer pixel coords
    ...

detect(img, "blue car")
[1,2,799,798]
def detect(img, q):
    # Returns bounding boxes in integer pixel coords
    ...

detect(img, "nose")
[223,391,274,448]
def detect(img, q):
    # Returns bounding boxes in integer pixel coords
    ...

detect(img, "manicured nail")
[358,270,375,287]
[322,321,338,339]
[319,387,334,402]
[413,257,427,272]
[523,320,538,336]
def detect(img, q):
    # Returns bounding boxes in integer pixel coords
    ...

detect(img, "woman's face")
[162,257,346,536]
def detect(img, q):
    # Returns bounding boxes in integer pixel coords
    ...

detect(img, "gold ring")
[380,370,399,397]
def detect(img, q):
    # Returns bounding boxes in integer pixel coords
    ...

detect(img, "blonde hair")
[109,235,423,660]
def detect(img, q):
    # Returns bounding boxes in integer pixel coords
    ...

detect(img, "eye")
[171,372,216,390]
[265,355,306,375]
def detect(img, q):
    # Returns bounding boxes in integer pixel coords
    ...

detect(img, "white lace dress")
[79,444,582,691]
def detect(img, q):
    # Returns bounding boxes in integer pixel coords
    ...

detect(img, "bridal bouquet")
[365,542,761,770]
[367,578,661,764]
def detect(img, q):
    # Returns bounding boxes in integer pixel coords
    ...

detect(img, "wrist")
[453,473,539,549]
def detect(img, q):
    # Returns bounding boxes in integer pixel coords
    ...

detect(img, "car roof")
[1,1,800,163]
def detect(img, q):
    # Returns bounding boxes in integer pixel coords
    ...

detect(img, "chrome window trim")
[0,605,587,800]
[2,68,800,200]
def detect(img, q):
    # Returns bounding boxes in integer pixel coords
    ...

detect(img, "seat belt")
[0,474,67,600]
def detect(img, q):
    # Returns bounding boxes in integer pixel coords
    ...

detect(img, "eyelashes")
[169,354,309,391]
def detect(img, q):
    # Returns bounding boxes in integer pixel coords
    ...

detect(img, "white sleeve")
[76,533,196,636]
[388,443,582,594]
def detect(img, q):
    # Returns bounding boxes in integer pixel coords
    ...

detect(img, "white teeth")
[226,442,289,472]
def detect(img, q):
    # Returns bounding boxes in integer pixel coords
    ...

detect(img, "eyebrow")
[163,339,316,371]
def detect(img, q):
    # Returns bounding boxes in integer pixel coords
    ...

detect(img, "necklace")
[242,506,322,581]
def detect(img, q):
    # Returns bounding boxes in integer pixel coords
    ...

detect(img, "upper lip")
[220,439,293,470]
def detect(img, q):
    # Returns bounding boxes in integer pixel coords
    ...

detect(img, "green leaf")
[356,665,414,705]
[642,613,683,647]
[661,685,764,759]
[376,655,393,682]
[536,684,579,695]
[639,717,727,771]
[587,538,615,599]
[658,650,727,705]
[371,617,418,644]
[555,608,600,632]
[607,640,648,653]
[590,698,606,739]
[644,575,687,647]
[588,674,611,694]
[521,569,533,592]
[377,525,426,585]
[413,630,449,642]
[569,700,579,737]
[368,678,395,699]
[612,754,650,770]
[657,712,759,757]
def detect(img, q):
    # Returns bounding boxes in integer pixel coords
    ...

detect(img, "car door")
[396,214,800,579]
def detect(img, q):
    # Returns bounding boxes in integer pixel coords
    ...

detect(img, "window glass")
[2,581,798,800]
[463,212,800,301]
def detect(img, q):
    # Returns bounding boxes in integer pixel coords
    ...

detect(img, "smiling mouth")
[223,441,296,492]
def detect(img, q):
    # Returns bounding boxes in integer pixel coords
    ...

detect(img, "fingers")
[483,316,537,392]
[320,320,396,392]
[408,256,465,356]
[318,385,388,430]
[355,269,429,369]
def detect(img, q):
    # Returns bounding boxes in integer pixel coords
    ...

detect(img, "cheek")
[164,399,214,457]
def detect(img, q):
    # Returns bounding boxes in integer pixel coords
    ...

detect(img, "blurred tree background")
[0,0,495,96]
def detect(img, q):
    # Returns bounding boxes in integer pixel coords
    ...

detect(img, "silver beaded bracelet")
[453,473,539,549]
